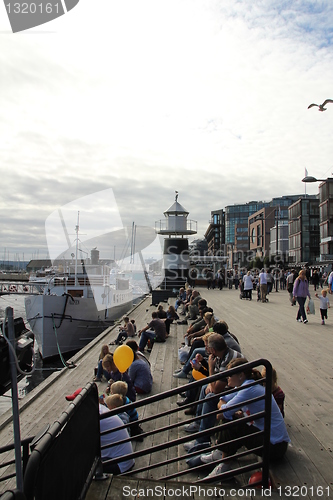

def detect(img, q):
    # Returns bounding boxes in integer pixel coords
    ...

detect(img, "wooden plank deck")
[1,286,333,499]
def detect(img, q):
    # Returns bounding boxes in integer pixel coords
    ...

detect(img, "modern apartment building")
[319,179,333,261]
[248,207,276,258]
[204,209,225,255]
[288,197,320,264]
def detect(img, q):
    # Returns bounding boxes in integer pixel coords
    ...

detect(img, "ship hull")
[25,293,132,359]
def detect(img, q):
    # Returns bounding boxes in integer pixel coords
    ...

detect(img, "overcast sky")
[1,0,333,263]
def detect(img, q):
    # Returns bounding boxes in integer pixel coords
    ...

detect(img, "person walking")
[293,270,311,324]
[243,271,254,300]
[259,268,268,303]
[315,289,330,325]
[286,271,295,306]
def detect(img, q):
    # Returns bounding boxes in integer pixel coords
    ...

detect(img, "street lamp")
[302,175,333,183]
[302,176,327,183]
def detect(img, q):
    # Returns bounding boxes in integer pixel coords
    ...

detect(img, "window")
[251,227,256,244]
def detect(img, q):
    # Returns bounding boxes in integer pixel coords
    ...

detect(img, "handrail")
[0,438,32,486]
[0,359,273,496]
[100,358,273,489]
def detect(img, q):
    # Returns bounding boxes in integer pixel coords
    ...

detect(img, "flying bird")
[308,99,333,111]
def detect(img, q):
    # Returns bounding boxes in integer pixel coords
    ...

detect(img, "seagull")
[308,99,333,111]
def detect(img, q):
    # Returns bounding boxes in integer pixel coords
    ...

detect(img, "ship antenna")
[75,211,80,286]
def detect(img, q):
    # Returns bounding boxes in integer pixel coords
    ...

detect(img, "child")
[113,316,135,345]
[93,344,111,382]
[315,289,330,325]
[105,394,130,425]
[110,381,144,441]
[262,366,285,418]
[130,319,137,334]
[99,402,135,474]
[102,353,136,402]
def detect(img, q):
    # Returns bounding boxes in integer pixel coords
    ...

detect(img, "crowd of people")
[172,285,289,481]
[89,264,332,480]
[92,298,181,474]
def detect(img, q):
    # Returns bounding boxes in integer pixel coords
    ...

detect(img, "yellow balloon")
[113,345,134,373]
[192,369,206,381]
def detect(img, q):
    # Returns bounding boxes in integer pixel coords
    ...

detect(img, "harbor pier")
[0,286,332,498]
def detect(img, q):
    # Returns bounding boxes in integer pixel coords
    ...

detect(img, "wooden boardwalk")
[1,286,333,499]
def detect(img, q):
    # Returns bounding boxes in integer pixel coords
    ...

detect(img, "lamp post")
[302,176,327,183]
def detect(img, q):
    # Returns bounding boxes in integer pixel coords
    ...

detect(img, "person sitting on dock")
[99,402,135,474]
[178,295,206,325]
[200,358,290,480]
[175,332,213,411]
[103,353,136,402]
[105,394,130,425]
[112,316,135,345]
[156,304,167,319]
[174,320,242,380]
[137,311,167,352]
[110,381,144,441]
[182,307,215,357]
[164,304,179,336]
[93,344,111,382]
[261,366,286,418]
[179,303,210,333]
[182,289,202,321]
[191,310,215,340]
[126,339,150,366]
[178,287,193,314]
[175,287,187,311]
[183,334,243,450]
[213,321,241,353]
[126,340,153,394]
[175,311,216,378]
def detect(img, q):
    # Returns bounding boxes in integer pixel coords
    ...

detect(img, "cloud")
[0,0,333,259]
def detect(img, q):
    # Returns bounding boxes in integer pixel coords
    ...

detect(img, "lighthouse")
[155,192,197,291]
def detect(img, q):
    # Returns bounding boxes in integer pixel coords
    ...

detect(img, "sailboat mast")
[75,211,80,286]
[130,221,135,264]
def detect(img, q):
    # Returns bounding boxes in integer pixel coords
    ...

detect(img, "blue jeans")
[296,296,307,321]
[195,386,220,443]
[182,347,206,375]
[139,330,156,350]
[96,359,109,379]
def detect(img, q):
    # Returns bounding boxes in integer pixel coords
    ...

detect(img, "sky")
[1,0,333,263]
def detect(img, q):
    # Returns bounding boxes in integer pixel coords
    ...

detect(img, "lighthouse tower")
[155,192,197,290]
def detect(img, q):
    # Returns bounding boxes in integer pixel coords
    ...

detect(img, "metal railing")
[0,360,273,498]
[100,358,273,489]
[0,383,100,500]
[0,439,32,487]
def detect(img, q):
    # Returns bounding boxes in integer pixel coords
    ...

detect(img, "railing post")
[262,360,272,488]
[7,306,24,491]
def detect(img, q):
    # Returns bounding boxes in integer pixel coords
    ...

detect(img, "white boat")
[25,263,133,359]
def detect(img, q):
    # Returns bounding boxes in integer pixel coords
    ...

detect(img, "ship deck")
[1,286,333,499]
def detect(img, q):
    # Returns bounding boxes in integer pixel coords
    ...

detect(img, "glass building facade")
[288,197,320,264]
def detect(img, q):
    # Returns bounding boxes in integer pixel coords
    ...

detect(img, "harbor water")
[0,283,151,417]
[0,294,70,416]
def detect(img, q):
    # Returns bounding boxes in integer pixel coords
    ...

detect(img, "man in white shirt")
[259,268,268,303]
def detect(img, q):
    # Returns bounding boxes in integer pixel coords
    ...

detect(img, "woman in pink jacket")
[293,269,311,323]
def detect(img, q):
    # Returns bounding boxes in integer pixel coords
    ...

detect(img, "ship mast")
[75,211,80,286]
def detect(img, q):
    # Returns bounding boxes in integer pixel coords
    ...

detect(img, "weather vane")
[308,99,333,112]
[175,191,178,202]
